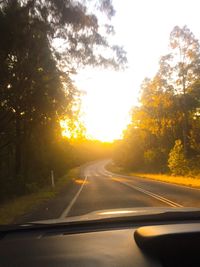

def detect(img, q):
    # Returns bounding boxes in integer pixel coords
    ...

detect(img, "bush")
[168,140,189,176]
[144,149,166,172]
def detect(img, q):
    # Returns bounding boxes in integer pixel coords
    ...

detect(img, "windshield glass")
[0,0,200,225]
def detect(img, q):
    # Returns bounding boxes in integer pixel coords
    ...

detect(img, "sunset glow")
[75,70,135,142]
[62,0,200,142]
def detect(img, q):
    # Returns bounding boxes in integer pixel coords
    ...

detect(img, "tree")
[0,1,71,193]
[113,25,200,174]
[164,26,200,155]
[0,0,126,70]
[0,0,126,198]
[168,140,189,176]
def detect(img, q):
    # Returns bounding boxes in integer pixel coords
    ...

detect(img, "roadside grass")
[131,173,200,189]
[106,162,200,189]
[0,167,79,225]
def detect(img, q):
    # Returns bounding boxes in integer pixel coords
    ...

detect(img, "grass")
[0,167,79,225]
[106,162,200,189]
[130,173,200,189]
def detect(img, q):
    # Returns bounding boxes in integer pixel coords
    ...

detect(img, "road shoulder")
[0,167,81,224]
[106,163,200,190]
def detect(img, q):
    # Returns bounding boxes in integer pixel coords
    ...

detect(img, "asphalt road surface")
[61,160,200,218]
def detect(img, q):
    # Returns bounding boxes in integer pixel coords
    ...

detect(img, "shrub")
[144,149,166,172]
[168,140,189,176]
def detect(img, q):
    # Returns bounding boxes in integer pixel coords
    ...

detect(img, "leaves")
[114,25,200,174]
[0,0,126,200]
[168,140,189,176]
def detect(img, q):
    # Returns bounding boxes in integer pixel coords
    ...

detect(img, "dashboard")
[0,219,200,267]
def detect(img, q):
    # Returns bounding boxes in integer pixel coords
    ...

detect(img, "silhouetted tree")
[0,0,126,199]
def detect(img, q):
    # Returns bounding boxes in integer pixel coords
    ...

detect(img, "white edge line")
[60,175,88,218]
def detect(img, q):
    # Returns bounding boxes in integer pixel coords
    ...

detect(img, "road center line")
[114,179,183,208]
[60,175,88,218]
[104,167,200,191]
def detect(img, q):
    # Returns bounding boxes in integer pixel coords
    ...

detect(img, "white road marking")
[99,166,182,207]
[61,161,183,218]
[114,179,183,208]
[60,175,88,218]
[97,165,183,207]
[103,166,200,191]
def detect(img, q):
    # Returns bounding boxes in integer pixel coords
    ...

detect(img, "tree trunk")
[182,75,189,157]
[15,115,22,180]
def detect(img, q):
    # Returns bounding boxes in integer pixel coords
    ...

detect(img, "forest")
[0,0,124,201]
[114,26,200,177]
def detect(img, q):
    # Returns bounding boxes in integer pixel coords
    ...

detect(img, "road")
[61,160,200,218]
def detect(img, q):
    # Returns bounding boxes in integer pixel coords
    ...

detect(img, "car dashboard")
[0,214,200,267]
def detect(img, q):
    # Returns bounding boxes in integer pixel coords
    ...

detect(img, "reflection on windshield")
[99,210,136,215]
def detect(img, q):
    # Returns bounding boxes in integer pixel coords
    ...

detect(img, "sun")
[62,67,139,143]
[75,69,135,142]
[83,105,128,142]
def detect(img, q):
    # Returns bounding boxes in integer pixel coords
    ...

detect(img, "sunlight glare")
[60,120,71,138]
[75,69,135,142]
[66,0,200,142]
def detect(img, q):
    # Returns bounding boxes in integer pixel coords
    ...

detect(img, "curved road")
[61,160,200,218]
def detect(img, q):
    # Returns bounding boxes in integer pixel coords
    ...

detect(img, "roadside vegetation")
[113,26,200,183]
[106,162,200,189]
[0,1,125,204]
[133,173,200,189]
[0,167,79,225]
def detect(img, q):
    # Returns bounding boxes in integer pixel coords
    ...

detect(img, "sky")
[73,0,200,142]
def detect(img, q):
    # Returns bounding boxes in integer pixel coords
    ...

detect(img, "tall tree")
[0,0,126,197]
[114,26,200,173]
[165,26,200,155]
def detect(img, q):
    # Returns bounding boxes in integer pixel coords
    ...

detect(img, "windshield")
[0,0,200,225]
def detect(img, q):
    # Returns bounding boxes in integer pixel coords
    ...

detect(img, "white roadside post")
[51,170,55,188]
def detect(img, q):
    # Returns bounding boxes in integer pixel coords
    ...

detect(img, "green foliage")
[0,1,70,197]
[114,25,200,175]
[113,128,145,171]
[168,140,189,176]
[144,149,166,172]
[144,150,156,164]
[0,0,125,201]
